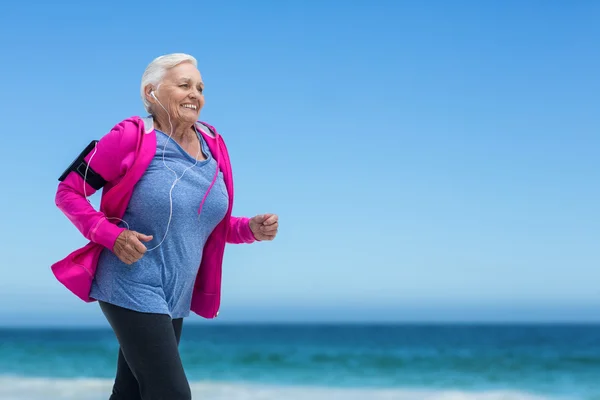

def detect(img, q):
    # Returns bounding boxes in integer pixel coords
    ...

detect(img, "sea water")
[1,323,599,399]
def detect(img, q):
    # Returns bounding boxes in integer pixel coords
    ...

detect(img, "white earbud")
[143,86,202,252]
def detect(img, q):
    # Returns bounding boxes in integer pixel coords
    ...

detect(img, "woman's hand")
[113,230,153,265]
[249,214,279,241]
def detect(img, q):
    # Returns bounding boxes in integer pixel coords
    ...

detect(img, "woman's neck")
[154,117,196,144]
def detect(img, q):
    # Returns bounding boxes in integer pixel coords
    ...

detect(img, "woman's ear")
[145,85,155,103]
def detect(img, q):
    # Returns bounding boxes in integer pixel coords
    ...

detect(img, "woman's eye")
[180,84,189,88]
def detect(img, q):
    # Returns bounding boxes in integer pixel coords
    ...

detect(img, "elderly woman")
[51,53,279,400]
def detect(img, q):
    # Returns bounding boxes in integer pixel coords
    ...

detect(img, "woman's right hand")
[113,230,153,265]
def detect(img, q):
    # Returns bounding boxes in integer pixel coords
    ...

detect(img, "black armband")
[58,140,107,190]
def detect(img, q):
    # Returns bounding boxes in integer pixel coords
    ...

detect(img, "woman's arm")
[227,214,279,243]
[226,216,257,244]
[55,122,130,250]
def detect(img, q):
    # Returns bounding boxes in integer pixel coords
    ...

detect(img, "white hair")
[140,53,198,114]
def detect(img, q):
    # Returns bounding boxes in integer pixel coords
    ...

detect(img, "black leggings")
[99,301,191,400]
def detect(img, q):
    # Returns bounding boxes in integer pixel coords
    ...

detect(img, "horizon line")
[2,319,600,329]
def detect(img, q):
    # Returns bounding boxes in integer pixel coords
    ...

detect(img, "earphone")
[84,87,203,253]
[146,88,202,251]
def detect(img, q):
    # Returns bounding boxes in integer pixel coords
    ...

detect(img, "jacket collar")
[141,115,216,138]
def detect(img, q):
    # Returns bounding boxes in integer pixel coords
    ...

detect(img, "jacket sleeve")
[54,122,130,250]
[226,216,258,244]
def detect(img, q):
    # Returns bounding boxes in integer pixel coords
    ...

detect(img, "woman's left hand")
[249,214,279,241]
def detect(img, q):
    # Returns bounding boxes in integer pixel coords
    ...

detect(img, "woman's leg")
[109,318,184,400]
[99,301,189,400]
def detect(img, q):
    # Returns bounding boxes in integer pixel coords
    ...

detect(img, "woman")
[52,53,279,399]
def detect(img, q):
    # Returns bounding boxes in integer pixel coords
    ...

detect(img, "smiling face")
[148,61,205,126]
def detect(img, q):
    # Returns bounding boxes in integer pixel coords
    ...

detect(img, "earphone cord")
[85,143,131,248]
[145,96,201,251]
[84,95,201,253]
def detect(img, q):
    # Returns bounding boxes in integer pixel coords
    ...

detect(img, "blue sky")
[0,1,598,326]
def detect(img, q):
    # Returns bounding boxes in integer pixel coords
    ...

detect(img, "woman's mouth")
[181,103,197,111]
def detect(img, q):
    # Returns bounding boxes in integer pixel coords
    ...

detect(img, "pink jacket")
[51,116,256,319]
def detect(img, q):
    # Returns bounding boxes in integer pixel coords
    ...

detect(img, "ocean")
[1,323,599,400]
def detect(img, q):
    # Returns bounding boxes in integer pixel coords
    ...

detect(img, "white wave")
[0,376,562,400]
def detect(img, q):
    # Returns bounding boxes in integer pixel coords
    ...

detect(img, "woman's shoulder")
[196,120,219,138]
[99,116,151,148]
[109,115,152,137]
